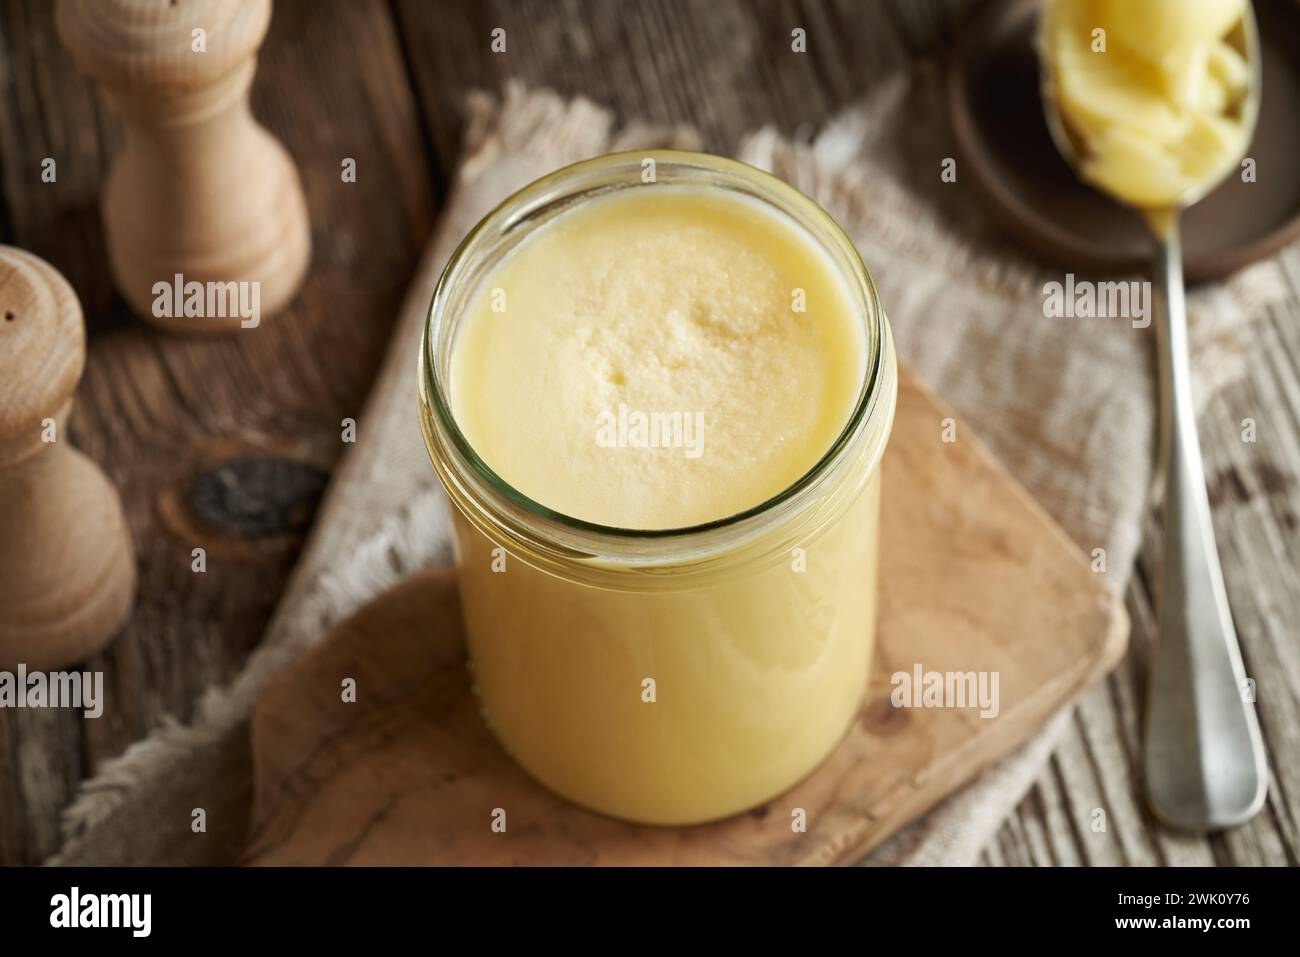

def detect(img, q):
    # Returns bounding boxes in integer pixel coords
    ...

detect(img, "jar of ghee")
[419,151,897,825]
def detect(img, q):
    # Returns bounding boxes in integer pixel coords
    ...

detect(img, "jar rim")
[419,149,892,568]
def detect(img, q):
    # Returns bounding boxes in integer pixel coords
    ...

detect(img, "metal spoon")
[1038,3,1268,832]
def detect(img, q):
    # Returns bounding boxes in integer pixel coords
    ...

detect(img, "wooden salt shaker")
[56,0,311,333]
[0,247,136,671]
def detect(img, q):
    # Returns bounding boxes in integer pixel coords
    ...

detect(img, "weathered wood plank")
[2,0,1293,868]
[391,0,976,163]
[994,294,1300,866]
[0,0,435,864]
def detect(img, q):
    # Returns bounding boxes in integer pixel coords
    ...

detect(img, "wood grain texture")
[0,0,435,864]
[245,366,1127,866]
[986,251,1300,867]
[1,0,1295,867]
[391,0,978,166]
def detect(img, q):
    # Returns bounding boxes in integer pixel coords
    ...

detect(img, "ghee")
[450,186,865,529]
[420,151,896,824]
[1042,0,1253,211]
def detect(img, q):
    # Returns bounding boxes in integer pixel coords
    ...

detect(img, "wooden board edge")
[825,590,1131,866]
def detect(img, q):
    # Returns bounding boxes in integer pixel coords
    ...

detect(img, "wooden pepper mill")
[0,247,136,672]
[56,0,311,333]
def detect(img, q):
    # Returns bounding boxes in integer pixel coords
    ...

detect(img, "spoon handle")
[1144,221,1268,832]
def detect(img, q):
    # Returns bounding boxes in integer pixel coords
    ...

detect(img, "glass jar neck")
[419,150,895,590]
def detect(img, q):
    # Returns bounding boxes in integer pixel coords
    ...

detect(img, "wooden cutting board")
[244,364,1128,865]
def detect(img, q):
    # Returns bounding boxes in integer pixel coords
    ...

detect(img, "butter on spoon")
[1042,0,1254,226]
[1039,0,1267,832]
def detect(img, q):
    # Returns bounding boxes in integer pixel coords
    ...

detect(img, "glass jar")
[419,151,897,825]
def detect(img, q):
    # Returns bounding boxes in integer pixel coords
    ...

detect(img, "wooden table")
[1,0,1296,867]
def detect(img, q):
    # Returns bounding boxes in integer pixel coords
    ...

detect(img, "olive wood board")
[245,363,1128,866]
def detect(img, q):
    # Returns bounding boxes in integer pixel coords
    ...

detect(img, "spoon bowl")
[1038,0,1262,220]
